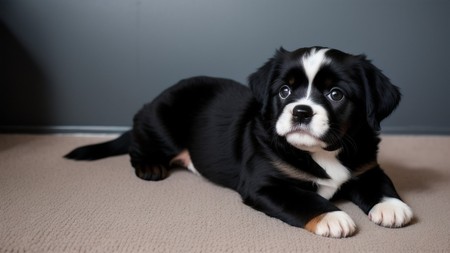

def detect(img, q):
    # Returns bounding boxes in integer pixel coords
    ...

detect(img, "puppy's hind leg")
[129,104,185,181]
[129,134,180,181]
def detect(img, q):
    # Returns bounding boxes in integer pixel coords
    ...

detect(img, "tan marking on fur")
[271,159,317,182]
[353,161,378,177]
[305,213,327,233]
[169,149,192,169]
[324,78,333,87]
[288,77,295,85]
[273,157,379,181]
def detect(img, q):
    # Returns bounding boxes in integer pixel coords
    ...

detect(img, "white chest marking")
[311,150,350,199]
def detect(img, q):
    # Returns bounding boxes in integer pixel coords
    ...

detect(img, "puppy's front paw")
[369,197,413,228]
[305,211,356,238]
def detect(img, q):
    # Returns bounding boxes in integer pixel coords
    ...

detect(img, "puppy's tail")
[65,131,132,160]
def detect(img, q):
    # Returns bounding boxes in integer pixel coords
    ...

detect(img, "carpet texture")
[1,134,449,252]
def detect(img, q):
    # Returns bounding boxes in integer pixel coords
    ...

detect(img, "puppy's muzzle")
[293,105,313,125]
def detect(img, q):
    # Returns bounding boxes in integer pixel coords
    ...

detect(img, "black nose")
[292,105,313,124]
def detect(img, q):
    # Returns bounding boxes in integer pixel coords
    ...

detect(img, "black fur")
[66,47,408,237]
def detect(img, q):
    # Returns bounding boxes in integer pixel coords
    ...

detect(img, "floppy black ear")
[248,48,287,104]
[358,56,401,131]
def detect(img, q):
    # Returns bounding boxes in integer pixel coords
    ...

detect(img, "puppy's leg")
[368,197,413,227]
[340,166,413,227]
[305,211,356,238]
[129,104,184,181]
[247,185,356,238]
[129,141,172,181]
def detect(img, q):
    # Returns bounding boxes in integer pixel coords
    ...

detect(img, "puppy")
[66,46,413,238]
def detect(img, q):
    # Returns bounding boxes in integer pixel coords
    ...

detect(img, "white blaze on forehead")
[301,48,331,99]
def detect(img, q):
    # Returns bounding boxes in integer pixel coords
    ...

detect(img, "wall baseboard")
[1,125,450,135]
[0,125,131,134]
[382,126,450,135]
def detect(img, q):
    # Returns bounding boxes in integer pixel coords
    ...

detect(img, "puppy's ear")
[248,48,287,104]
[358,56,401,131]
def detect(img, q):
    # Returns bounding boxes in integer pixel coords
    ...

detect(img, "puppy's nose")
[293,105,313,124]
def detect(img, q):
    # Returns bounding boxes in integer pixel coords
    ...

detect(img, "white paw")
[369,197,413,228]
[306,211,357,238]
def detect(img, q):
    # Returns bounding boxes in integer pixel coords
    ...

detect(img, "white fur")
[312,150,351,199]
[273,150,350,200]
[275,99,329,150]
[301,48,331,99]
[187,162,200,176]
[369,197,413,227]
[313,211,356,238]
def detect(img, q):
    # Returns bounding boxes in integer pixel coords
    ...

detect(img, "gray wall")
[1,0,449,134]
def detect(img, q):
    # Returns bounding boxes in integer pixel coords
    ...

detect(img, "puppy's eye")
[279,85,291,99]
[327,87,345,101]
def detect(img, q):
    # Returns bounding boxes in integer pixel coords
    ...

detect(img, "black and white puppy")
[66,46,413,238]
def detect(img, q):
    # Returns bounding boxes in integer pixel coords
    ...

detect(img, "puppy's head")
[249,47,401,152]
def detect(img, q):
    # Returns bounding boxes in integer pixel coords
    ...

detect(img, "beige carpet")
[1,134,449,252]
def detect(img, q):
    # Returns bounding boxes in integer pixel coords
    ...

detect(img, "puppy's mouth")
[275,100,330,151]
[285,126,316,138]
[283,126,327,151]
